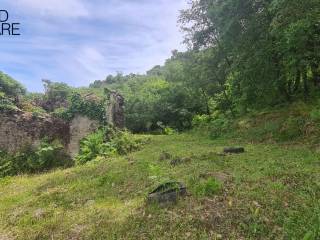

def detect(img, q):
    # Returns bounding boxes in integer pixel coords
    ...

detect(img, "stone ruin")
[0,91,125,158]
[106,90,125,129]
[0,109,69,154]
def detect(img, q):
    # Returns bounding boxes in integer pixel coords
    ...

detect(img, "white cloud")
[0,0,189,91]
[10,0,89,18]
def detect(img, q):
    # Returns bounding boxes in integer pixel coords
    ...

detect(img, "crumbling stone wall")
[106,91,125,128]
[0,109,69,154]
[68,115,100,158]
[0,90,125,157]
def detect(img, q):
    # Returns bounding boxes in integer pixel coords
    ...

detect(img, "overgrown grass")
[0,131,319,239]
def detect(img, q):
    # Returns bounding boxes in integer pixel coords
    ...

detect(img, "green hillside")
[1,119,319,239]
[1,0,320,239]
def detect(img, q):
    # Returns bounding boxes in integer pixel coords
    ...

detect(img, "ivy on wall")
[52,93,106,123]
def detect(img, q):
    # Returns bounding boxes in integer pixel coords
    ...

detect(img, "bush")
[156,121,176,135]
[0,140,72,177]
[164,127,176,135]
[53,93,106,122]
[0,71,26,98]
[76,127,146,165]
[209,117,232,139]
[310,108,320,122]
[278,116,306,141]
[192,114,232,139]
[76,129,117,165]
[192,114,212,128]
[51,107,73,120]
[0,92,18,111]
[109,129,143,155]
[193,178,222,197]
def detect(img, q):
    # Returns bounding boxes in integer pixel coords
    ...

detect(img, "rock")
[199,172,231,183]
[85,200,95,206]
[170,157,192,166]
[106,90,125,129]
[147,182,187,205]
[223,147,245,154]
[33,208,46,219]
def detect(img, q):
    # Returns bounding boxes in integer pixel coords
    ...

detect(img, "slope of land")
[1,128,319,240]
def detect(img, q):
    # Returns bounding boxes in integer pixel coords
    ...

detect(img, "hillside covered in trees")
[0,0,320,239]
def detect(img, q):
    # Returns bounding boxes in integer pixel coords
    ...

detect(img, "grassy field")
[0,131,319,239]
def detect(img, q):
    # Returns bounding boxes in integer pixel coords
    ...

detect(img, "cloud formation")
[0,0,187,92]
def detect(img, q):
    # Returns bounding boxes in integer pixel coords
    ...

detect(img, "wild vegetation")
[0,0,320,239]
[0,128,319,239]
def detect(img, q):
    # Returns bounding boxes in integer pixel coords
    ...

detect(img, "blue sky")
[0,0,187,92]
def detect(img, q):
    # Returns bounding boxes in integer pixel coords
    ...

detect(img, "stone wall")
[106,91,125,128]
[0,90,124,157]
[0,109,69,154]
[68,115,100,158]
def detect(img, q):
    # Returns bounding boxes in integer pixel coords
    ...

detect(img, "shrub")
[192,177,222,197]
[208,117,232,139]
[109,129,143,155]
[0,140,72,177]
[0,93,17,111]
[0,71,26,98]
[76,129,117,165]
[51,93,106,123]
[51,107,73,120]
[192,114,212,128]
[192,114,232,139]
[76,127,146,165]
[310,108,320,122]
[164,127,176,135]
[278,116,305,141]
[68,93,106,123]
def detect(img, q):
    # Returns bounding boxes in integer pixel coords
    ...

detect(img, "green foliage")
[279,116,306,141]
[192,114,232,139]
[76,128,145,165]
[0,71,26,98]
[0,72,26,111]
[51,107,72,120]
[0,140,72,177]
[42,79,72,104]
[68,93,105,122]
[208,117,233,139]
[163,127,176,135]
[76,128,116,165]
[310,108,320,122]
[109,129,144,155]
[0,92,18,111]
[179,0,320,113]
[92,71,207,132]
[0,130,319,239]
[51,93,106,122]
[192,114,212,128]
[192,177,222,197]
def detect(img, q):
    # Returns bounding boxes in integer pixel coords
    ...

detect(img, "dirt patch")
[0,232,14,240]
[199,172,232,184]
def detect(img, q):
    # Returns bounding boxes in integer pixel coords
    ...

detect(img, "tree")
[0,71,26,98]
[179,0,320,112]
